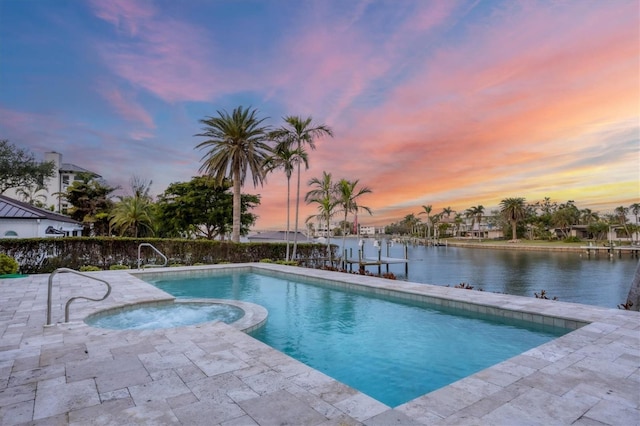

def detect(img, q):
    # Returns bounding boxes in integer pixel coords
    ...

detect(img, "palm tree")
[630,203,640,242]
[441,206,454,218]
[418,205,433,240]
[271,116,333,258]
[195,106,271,243]
[431,213,442,239]
[580,208,599,225]
[305,171,338,256]
[465,205,484,237]
[454,213,464,237]
[263,141,309,261]
[500,197,526,241]
[614,206,630,238]
[110,196,154,237]
[110,176,155,237]
[335,178,372,260]
[16,183,47,207]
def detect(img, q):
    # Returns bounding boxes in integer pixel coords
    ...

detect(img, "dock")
[344,256,409,275]
[580,245,640,258]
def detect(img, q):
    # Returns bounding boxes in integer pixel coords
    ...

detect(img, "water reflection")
[342,239,637,308]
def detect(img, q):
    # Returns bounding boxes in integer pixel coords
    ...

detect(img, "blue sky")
[1,0,638,229]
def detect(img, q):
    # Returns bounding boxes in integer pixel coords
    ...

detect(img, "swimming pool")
[146,269,569,407]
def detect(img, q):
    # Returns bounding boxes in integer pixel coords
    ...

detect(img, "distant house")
[0,195,83,238]
[359,225,384,236]
[247,231,309,243]
[5,151,101,213]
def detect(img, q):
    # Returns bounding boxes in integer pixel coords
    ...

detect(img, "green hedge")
[0,237,334,274]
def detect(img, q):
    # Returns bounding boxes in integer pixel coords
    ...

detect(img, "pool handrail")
[46,268,112,325]
[137,243,168,269]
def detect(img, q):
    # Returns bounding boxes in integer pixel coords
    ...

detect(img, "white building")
[0,195,83,238]
[5,151,101,213]
[313,220,339,238]
[359,225,384,236]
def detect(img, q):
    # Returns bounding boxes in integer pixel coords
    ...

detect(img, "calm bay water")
[339,238,637,308]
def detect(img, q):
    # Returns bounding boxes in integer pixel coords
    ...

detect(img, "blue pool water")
[86,302,244,330]
[148,270,569,407]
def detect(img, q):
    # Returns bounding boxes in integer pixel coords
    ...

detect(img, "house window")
[62,175,69,185]
[4,231,18,237]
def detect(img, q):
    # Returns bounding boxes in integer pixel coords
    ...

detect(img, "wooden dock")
[580,245,640,258]
[344,256,409,275]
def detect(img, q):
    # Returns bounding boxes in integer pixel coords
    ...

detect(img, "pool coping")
[1,263,638,424]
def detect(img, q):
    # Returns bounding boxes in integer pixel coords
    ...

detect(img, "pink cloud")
[90,1,235,102]
[267,2,462,124]
[97,85,155,128]
[90,0,156,37]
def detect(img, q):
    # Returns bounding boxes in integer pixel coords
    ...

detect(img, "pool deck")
[0,264,638,425]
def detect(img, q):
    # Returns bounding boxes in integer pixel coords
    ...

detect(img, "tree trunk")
[342,210,348,266]
[292,142,301,259]
[511,220,517,240]
[232,168,241,243]
[285,177,291,261]
[626,260,640,311]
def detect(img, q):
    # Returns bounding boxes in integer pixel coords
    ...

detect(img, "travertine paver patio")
[0,263,638,425]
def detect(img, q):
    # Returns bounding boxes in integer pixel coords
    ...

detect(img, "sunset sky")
[1,0,638,230]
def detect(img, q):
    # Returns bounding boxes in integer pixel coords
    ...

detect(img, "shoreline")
[444,240,585,252]
[343,235,637,254]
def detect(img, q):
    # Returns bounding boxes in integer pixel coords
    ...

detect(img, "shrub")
[534,290,558,300]
[454,282,474,289]
[109,264,129,270]
[79,265,101,272]
[0,237,334,274]
[563,236,582,243]
[0,254,19,275]
[275,260,298,266]
[260,259,274,263]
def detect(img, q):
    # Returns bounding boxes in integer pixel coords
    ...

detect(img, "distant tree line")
[385,197,639,242]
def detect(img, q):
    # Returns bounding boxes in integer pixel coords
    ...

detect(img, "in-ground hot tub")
[84,298,267,332]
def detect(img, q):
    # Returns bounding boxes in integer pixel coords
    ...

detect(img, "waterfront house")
[4,151,101,213]
[0,195,83,238]
[247,231,309,243]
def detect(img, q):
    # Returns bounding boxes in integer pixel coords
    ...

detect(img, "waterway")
[337,238,637,308]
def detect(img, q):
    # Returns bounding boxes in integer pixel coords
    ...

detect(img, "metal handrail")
[137,243,168,269]
[47,268,112,325]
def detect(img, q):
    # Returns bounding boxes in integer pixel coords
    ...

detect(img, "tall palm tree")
[474,205,485,233]
[305,171,338,256]
[454,213,464,237]
[614,206,630,238]
[500,197,526,241]
[418,205,433,240]
[465,205,485,237]
[335,178,372,260]
[441,206,454,218]
[195,106,271,243]
[631,202,640,242]
[271,116,333,258]
[263,141,309,261]
[431,213,443,239]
